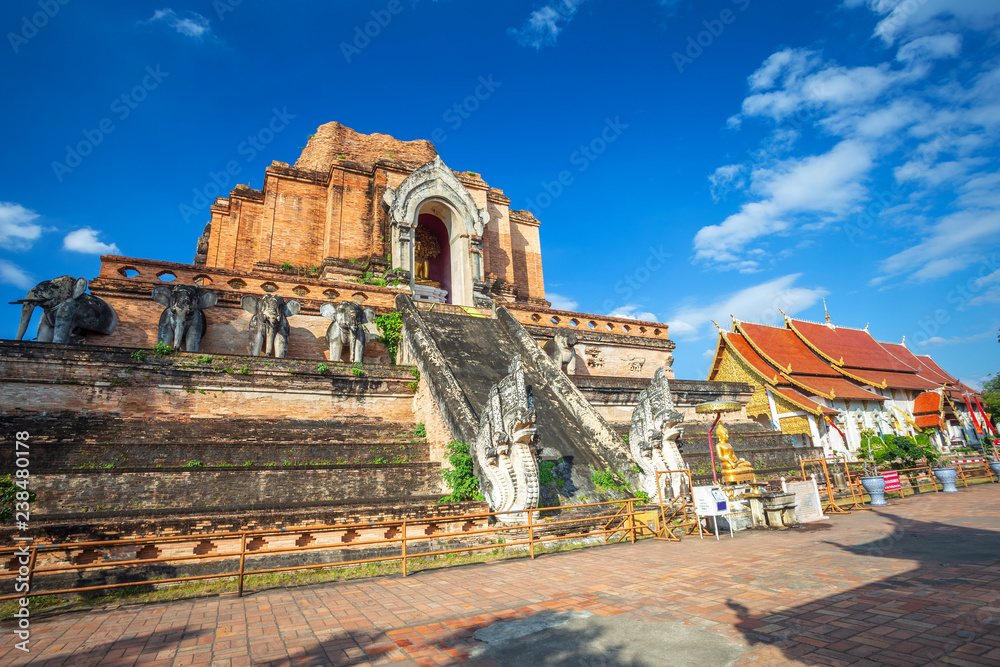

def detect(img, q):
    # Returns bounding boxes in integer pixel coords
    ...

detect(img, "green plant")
[414,423,426,437]
[374,310,403,364]
[867,430,940,471]
[0,475,35,522]
[372,457,390,465]
[439,440,485,502]
[195,355,213,364]
[183,461,203,468]
[317,363,330,373]
[622,434,629,442]
[130,350,147,362]
[351,362,364,377]
[152,342,173,356]
[539,460,557,486]
[237,365,250,375]
[279,262,294,271]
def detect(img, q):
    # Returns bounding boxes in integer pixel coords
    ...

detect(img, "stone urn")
[861,476,888,506]
[989,460,1000,480]
[932,467,959,493]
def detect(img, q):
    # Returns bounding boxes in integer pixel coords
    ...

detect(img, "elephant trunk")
[264,322,274,356]
[16,300,35,341]
[172,316,187,351]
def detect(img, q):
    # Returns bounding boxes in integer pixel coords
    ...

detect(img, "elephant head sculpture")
[241,294,300,358]
[13,276,118,345]
[320,301,375,364]
[543,327,578,375]
[152,285,218,352]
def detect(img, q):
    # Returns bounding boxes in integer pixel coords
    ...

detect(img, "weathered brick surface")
[0,340,416,421]
[0,413,429,469]
[31,464,442,514]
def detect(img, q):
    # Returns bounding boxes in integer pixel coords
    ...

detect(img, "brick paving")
[3,485,1000,666]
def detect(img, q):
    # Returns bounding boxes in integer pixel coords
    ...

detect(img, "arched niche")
[382,156,486,307]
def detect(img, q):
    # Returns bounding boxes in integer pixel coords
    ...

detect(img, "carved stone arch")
[382,156,487,307]
[383,156,485,236]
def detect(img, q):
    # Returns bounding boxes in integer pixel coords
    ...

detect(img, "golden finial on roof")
[711,320,724,332]
[823,298,831,324]
[864,322,869,331]
[901,335,906,346]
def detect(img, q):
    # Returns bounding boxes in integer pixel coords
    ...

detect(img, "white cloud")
[666,274,827,340]
[896,33,962,64]
[708,164,747,202]
[62,228,121,255]
[0,202,44,251]
[861,0,1000,45]
[916,329,994,346]
[547,292,579,311]
[508,0,586,49]
[0,260,34,289]
[694,140,873,269]
[607,304,658,322]
[141,9,211,38]
[873,209,1000,283]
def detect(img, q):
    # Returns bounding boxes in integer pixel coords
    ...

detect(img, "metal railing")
[0,498,654,602]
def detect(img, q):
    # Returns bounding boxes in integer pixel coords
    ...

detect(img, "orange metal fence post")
[401,519,407,577]
[237,533,247,597]
[528,509,535,559]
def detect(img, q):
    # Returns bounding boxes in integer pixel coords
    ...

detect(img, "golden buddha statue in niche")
[715,423,756,484]
[413,226,442,287]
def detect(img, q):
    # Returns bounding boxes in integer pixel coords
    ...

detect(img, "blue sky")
[2,0,998,386]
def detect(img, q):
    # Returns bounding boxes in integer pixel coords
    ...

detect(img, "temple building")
[708,314,991,456]
[93,121,674,375]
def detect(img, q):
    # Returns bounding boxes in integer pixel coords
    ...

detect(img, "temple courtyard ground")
[3,485,1000,667]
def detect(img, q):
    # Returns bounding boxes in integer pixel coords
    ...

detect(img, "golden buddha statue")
[413,226,442,287]
[715,423,756,484]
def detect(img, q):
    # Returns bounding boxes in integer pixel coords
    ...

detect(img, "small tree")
[439,441,484,503]
[0,475,35,523]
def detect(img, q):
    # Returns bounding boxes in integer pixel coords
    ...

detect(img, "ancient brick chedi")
[201,122,545,308]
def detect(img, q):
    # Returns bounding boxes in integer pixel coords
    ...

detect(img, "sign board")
[692,485,729,516]
[881,471,902,492]
[783,479,826,523]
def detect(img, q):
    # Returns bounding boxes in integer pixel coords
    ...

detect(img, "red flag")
[974,396,997,435]
[965,396,983,435]
[824,414,845,439]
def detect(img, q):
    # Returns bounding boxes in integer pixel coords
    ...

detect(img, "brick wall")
[0,340,417,421]
[30,465,442,514]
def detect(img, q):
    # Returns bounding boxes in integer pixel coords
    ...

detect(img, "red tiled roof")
[844,368,939,391]
[915,414,944,429]
[789,319,916,372]
[722,333,784,384]
[738,322,840,376]
[771,386,838,416]
[913,355,959,386]
[913,391,943,415]
[783,375,886,401]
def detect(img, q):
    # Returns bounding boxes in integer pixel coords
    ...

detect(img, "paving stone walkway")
[3,485,1000,666]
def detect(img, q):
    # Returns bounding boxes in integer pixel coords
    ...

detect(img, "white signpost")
[691,485,734,540]
[781,475,827,523]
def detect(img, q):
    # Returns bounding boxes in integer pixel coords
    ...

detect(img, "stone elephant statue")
[241,294,300,358]
[320,301,375,364]
[543,327,578,375]
[13,276,118,345]
[152,285,218,352]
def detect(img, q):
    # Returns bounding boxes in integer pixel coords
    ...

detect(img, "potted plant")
[918,430,959,492]
[859,429,888,506]
[986,435,1000,479]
